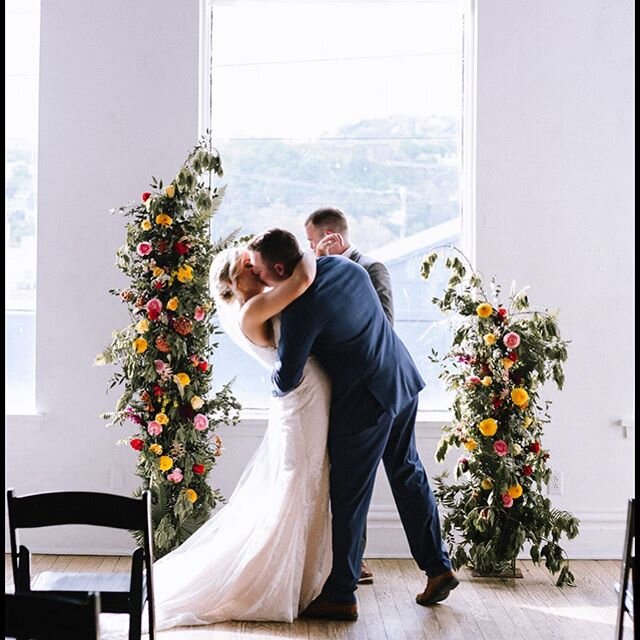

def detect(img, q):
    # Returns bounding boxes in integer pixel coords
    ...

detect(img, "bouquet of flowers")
[96,135,241,558]
[421,248,579,586]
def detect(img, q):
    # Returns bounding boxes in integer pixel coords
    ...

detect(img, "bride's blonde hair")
[211,246,246,303]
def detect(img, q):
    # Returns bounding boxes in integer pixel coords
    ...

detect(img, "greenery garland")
[421,248,579,586]
[96,136,241,558]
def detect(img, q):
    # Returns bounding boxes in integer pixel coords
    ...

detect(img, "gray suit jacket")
[349,249,394,326]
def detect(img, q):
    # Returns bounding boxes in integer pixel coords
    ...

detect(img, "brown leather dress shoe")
[300,596,358,621]
[416,570,460,606]
[357,560,374,585]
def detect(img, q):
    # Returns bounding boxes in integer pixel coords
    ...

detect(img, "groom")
[248,228,458,620]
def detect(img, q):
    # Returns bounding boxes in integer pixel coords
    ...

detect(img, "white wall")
[6,0,634,560]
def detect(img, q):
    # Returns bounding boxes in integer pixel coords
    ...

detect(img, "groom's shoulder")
[317,254,365,274]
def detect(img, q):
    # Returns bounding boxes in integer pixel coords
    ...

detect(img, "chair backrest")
[5,591,101,640]
[7,488,154,594]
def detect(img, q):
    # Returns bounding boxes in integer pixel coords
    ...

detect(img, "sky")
[210,1,462,138]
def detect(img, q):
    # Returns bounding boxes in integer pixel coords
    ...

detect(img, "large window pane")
[5,0,40,414]
[207,0,463,411]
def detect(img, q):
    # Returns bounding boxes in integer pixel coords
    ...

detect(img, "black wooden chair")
[615,497,635,639]
[5,591,101,640]
[7,489,155,640]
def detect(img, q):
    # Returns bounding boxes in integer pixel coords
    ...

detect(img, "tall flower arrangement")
[96,136,241,558]
[421,248,579,586]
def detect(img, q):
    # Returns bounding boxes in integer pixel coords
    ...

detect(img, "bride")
[127,237,337,633]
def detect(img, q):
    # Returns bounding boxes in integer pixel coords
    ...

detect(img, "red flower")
[179,404,196,419]
[529,441,541,454]
[192,463,205,475]
[130,438,144,451]
[141,192,151,202]
[497,307,508,319]
[154,281,164,291]
[152,385,164,397]
[522,464,533,476]
[492,398,502,409]
[508,351,519,362]
[174,241,190,255]
[197,360,208,372]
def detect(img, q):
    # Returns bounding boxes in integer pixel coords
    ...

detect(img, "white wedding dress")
[101,313,332,636]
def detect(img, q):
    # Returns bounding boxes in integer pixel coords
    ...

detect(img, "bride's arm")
[240,252,317,345]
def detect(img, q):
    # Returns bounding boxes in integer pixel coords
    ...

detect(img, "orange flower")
[132,337,148,353]
[478,418,498,436]
[185,489,198,503]
[476,303,493,318]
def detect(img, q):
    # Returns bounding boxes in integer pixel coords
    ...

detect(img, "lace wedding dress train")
[101,315,332,636]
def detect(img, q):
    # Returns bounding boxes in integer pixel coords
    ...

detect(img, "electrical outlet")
[548,471,563,495]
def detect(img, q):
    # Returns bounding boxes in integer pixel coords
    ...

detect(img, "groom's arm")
[272,299,319,396]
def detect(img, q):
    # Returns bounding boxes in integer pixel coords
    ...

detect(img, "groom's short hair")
[248,228,303,277]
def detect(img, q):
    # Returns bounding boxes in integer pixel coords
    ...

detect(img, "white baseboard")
[5,507,627,559]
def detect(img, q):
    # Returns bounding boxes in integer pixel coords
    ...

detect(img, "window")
[203,0,466,412]
[5,0,41,414]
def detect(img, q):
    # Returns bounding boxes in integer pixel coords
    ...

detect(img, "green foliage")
[422,247,579,587]
[96,134,241,558]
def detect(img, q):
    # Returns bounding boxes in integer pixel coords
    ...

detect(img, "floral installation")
[421,248,579,587]
[96,135,241,558]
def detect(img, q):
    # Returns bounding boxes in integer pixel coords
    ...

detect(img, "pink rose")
[193,413,209,431]
[501,493,514,508]
[167,468,183,483]
[466,376,481,386]
[147,421,163,436]
[493,440,509,456]
[194,306,205,321]
[503,332,521,349]
[136,241,152,257]
[146,298,163,319]
[154,359,170,375]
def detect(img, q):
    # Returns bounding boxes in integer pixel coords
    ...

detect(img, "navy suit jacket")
[272,255,424,421]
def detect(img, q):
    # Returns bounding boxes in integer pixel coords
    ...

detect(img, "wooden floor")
[5,555,633,639]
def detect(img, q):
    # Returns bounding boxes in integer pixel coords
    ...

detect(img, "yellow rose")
[135,318,149,334]
[191,395,204,410]
[166,297,179,311]
[483,333,497,346]
[155,413,169,425]
[174,372,191,387]
[152,266,165,278]
[185,489,198,503]
[177,265,194,283]
[481,376,492,387]
[523,416,533,428]
[149,444,163,455]
[141,219,152,231]
[156,213,173,226]
[511,388,529,407]
[481,478,494,490]
[159,456,173,471]
[464,438,478,451]
[476,303,493,318]
[165,184,176,198]
[502,358,515,370]
[508,484,523,499]
[132,337,148,353]
[478,418,498,436]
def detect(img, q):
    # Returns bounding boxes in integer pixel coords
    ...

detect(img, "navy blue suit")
[272,256,451,604]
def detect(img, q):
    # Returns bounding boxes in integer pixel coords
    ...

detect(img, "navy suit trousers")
[321,393,452,604]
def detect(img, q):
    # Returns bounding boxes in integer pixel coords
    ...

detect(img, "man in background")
[305,206,395,584]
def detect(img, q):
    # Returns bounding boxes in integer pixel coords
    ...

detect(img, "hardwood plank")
[4,556,629,640]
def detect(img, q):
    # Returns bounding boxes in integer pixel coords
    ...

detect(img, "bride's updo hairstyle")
[211,246,246,303]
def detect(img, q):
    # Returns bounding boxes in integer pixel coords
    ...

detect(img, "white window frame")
[197,0,477,426]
